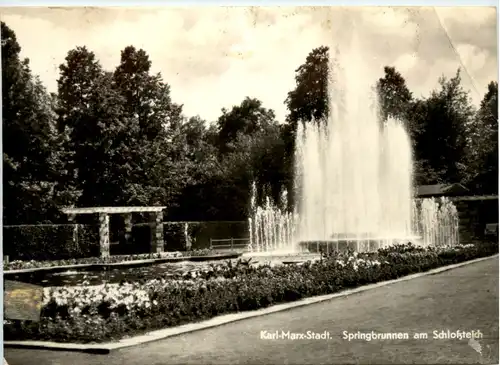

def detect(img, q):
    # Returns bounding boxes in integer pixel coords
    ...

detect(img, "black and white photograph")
[2,5,498,365]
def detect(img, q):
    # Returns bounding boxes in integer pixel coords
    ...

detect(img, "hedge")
[3,224,100,261]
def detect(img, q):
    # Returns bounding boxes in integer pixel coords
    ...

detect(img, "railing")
[485,223,499,237]
[209,238,250,251]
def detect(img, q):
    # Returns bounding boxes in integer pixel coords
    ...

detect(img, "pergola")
[61,206,166,258]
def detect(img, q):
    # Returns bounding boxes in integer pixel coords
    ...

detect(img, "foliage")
[171,97,286,221]
[285,46,330,127]
[56,45,186,208]
[413,69,475,184]
[376,66,414,131]
[113,46,181,139]
[4,242,497,343]
[2,22,73,225]
[466,82,498,193]
[217,97,277,150]
[57,47,122,207]
[112,45,191,207]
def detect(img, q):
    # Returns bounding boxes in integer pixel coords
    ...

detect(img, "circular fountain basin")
[242,250,320,266]
[242,249,302,257]
[299,236,422,253]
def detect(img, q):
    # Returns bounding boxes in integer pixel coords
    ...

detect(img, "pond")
[6,253,320,287]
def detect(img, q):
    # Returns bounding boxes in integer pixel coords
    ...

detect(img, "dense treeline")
[2,22,498,225]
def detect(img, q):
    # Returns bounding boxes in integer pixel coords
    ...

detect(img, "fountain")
[413,197,460,248]
[248,182,299,255]
[247,41,460,254]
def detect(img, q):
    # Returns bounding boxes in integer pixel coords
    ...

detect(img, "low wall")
[453,196,498,243]
[163,221,249,251]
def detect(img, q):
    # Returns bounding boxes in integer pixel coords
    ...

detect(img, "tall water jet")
[293,41,415,251]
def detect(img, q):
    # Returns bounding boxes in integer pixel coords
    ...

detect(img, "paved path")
[5,257,499,365]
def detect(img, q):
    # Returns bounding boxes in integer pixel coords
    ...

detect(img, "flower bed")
[4,242,497,344]
[4,249,216,271]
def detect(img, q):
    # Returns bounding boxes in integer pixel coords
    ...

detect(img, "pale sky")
[1,6,497,123]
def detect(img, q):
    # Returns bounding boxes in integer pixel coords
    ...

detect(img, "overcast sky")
[2,6,497,123]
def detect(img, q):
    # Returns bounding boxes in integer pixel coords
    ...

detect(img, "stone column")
[68,214,79,252]
[124,213,133,245]
[99,213,110,258]
[151,211,164,253]
[184,223,192,251]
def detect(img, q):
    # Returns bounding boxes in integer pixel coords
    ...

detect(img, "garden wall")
[163,221,249,251]
[454,197,498,243]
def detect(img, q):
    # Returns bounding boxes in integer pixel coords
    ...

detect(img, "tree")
[111,46,192,210]
[282,46,330,208]
[216,97,276,151]
[2,22,70,224]
[414,69,475,184]
[466,81,498,193]
[285,46,330,127]
[57,47,148,207]
[173,98,286,220]
[249,124,288,206]
[56,46,103,201]
[57,46,103,131]
[113,46,183,140]
[77,72,146,206]
[376,66,414,130]
[56,45,192,209]
[211,98,278,218]
[179,116,219,174]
